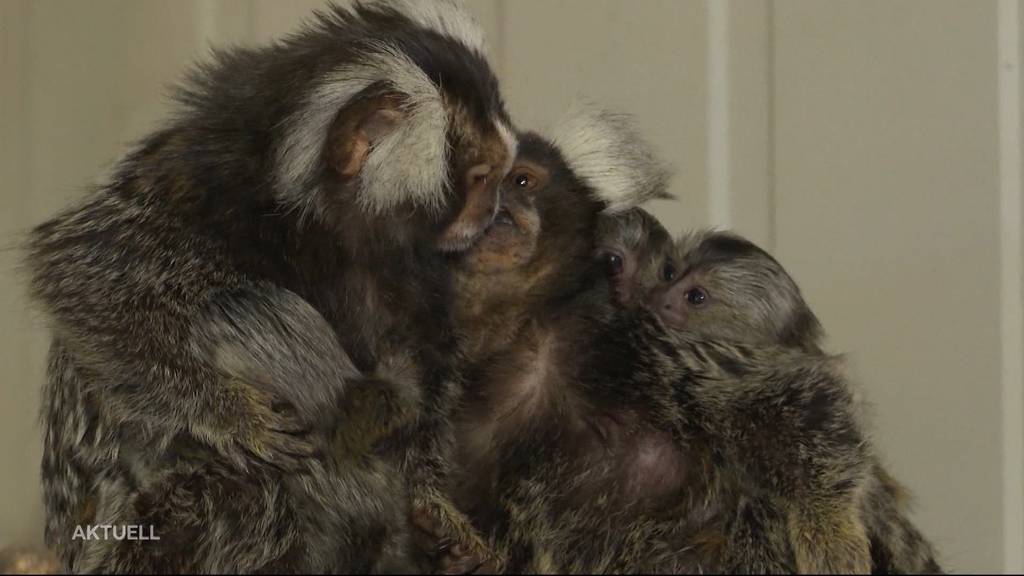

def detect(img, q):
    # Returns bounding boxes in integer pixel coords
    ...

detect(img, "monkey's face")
[455,134,602,297]
[595,209,674,309]
[435,104,517,253]
[647,232,823,348]
[458,159,545,274]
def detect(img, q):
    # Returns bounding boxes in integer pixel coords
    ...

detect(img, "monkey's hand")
[190,285,364,470]
[410,492,499,575]
[331,352,424,461]
[218,376,321,472]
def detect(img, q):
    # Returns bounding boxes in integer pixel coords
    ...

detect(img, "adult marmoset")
[26,0,514,572]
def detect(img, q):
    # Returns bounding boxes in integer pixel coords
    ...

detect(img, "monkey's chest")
[454,349,693,514]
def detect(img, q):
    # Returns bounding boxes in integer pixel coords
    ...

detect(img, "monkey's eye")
[661,262,678,283]
[685,287,708,306]
[602,252,624,276]
[507,163,548,192]
[509,168,541,192]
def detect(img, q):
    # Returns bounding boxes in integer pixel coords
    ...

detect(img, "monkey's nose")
[493,207,514,226]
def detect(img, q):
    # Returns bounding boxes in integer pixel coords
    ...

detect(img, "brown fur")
[447,132,935,573]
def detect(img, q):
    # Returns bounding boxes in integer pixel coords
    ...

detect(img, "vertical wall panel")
[1019,0,1024,565]
[773,1,1003,571]
[724,0,775,248]
[0,0,40,548]
[1000,0,1024,571]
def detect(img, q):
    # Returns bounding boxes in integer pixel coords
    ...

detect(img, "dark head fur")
[24,4,514,571]
[155,0,515,253]
[595,208,674,309]
[452,104,670,360]
[597,215,825,351]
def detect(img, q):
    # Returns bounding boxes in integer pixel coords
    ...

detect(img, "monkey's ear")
[328,94,406,179]
[276,47,450,217]
[547,100,672,213]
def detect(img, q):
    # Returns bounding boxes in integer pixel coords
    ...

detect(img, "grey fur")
[547,101,672,214]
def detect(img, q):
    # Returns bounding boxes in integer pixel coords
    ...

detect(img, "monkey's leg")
[386,371,499,573]
[73,445,416,575]
[70,458,304,574]
[862,465,943,574]
[323,358,475,573]
[720,496,796,574]
[787,502,871,575]
[408,484,497,574]
[41,341,119,573]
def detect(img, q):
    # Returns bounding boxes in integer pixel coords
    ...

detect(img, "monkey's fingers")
[437,545,489,576]
[269,401,314,435]
[267,420,313,436]
[411,495,500,575]
[410,522,486,575]
[248,428,322,472]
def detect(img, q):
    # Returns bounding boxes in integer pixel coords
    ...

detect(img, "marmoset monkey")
[448,107,919,573]
[26,0,514,572]
[599,216,942,574]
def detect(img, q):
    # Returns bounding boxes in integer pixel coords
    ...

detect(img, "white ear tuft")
[359,0,488,57]
[276,44,450,219]
[546,100,671,214]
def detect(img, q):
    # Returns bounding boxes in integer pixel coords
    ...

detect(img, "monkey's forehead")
[672,233,805,293]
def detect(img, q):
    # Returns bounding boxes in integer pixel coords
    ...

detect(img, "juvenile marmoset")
[448,107,927,573]
[26,1,514,572]
[448,105,690,572]
[598,216,942,574]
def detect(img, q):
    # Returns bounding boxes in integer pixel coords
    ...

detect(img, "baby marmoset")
[598,213,942,574]
[449,107,938,573]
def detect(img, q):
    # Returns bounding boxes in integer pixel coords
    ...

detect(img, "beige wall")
[1,1,1021,573]
[773,1,1005,570]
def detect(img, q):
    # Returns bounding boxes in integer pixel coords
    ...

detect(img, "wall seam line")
[707,0,730,229]
[765,0,777,252]
[998,0,1024,572]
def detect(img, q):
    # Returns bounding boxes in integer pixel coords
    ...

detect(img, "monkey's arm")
[76,283,355,470]
[27,201,355,469]
[675,344,874,575]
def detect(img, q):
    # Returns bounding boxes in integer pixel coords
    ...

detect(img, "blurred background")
[1,0,1021,572]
